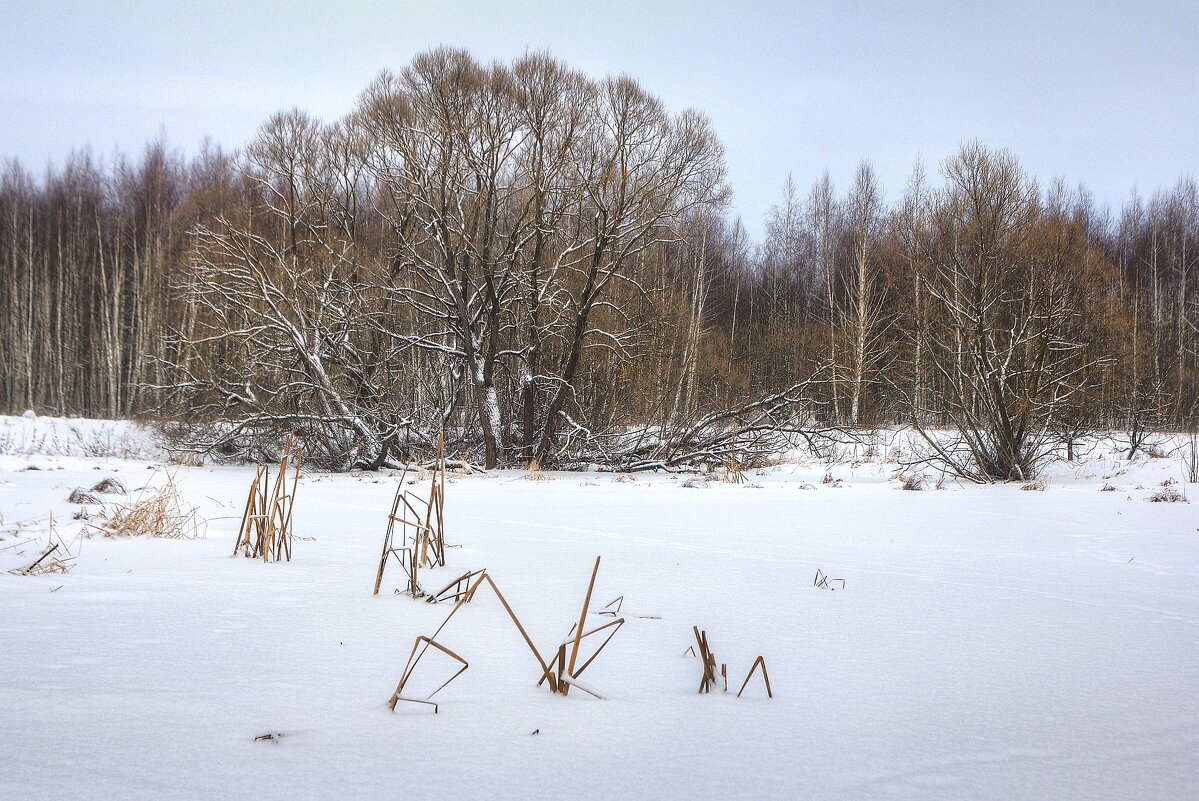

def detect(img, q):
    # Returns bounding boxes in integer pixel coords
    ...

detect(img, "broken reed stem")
[565,556,602,696]
[389,557,626,711]
[736,656,773,698]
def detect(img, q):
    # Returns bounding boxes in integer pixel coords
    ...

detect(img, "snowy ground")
[1,420,1197,800]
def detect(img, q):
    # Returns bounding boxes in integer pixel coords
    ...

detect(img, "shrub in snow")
[1100,483,1118,492]
[1148,487,1187,503]
[680,477,709,488]
[1021,479,1047,491]
[901,474,925,491]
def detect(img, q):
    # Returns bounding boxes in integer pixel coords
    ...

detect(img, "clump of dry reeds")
[722,437,745,484]
[91,472,205,539]
[523,459,552,481]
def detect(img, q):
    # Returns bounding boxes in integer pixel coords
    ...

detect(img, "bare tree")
[528,76,729,465]
[163,111,406,468]
[907,144,1114,481]
[361,51,529,468]
[809,174,843,421]
[842,161,888,425]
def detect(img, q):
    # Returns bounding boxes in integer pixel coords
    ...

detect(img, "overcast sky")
[3,1,1195,238]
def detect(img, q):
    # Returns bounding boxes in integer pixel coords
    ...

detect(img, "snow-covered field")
[0,413,164,460]
[2,418,1197,800]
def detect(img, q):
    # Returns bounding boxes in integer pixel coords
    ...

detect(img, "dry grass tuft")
[523,459,552,481]
[90,477,127,495]
[1020,479,1048,491]
[67,488,101,505]
[90,472,205,539]
[168,451,205,467]
[1148,487,1187,503]
[821,471,844,487]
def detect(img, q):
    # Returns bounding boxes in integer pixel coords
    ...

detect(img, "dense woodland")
[1,49,1196,478]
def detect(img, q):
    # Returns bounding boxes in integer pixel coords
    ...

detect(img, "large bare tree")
[908,144,1116,481]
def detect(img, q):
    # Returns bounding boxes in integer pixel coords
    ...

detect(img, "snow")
[0,414,164,460]
[1,418,1197,800]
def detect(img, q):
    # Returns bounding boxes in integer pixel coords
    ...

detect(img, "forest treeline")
[1,49,1196,478]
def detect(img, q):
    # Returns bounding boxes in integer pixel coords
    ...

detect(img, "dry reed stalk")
[9,515,78,575]
[374,434,447,595]
[723,432,745,484]
[233,431,301,561]
[737,656,773,698]
[813,568,845,590]
[523,458,552,481]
